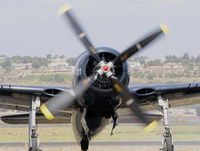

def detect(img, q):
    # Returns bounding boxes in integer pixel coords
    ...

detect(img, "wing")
[128,82,200,111]
[0,84,74,124]
[118,83,200,116]
[0,84,73,111]
[1,113,71,124]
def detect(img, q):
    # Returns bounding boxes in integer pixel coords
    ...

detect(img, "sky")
[0,0,200,58]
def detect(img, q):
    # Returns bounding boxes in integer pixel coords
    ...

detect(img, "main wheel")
[163,137,174,151]
[32,137,38,151]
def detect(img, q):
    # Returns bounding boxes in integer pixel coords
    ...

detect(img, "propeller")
[59,5,101,62]
[41,4,169,132]
[109,76,158,132]
[110,76,149,124]
[40,74,98,120]
[113,24,169,65]
[109,24,169,130]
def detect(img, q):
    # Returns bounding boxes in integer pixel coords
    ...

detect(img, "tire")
[163,137,174,151]
[31,137,38,151]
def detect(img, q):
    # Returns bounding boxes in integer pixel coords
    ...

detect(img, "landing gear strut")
[158,96,174,151]
[81,109,89,151]
[29,96,41,151]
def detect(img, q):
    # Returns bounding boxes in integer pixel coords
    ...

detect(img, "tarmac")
[0,141,200,146]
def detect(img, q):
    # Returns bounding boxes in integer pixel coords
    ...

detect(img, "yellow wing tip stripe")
[40,104,55,120]
[143,120,157,133]
[160,24,170,36]
[58,4,72,15]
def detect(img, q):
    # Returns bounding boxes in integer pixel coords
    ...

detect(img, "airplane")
[0,4,200,151]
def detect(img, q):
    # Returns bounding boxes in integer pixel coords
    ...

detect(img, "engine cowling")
[73,47,129,97]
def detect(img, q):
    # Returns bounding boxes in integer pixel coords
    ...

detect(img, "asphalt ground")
[0,141,200,146]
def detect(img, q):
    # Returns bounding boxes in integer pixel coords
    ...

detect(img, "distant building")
[128,61,143,69]
[193,66,199,70]
[0,56,5,63]
[39,66,75,73]
[151,58,166,63]
[146,63,186,72]
[145,57,166,63]
[146,66,164,72]
[163,63,185,71]
[11,63,32,70]
[48,66,75,73]
[48,57,68,67]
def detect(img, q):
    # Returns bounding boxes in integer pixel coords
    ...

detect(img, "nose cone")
[103,65,109,71]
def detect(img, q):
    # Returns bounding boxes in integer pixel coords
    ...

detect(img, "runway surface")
[0,142,200,146]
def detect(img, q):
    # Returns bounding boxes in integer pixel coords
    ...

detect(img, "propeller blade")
[113,24,169,64]
[59,5,101,62]
[40,74,98,120]
[110,76,158,131]
[109,76,150,125]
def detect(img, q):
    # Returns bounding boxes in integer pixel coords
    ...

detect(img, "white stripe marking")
[69,89,76,96]
[126,98,134,106]
[79,32,86,38]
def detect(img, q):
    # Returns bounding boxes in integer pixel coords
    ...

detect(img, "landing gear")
[81,109,89,151]
[162,132,173,151]
[81,108,89,135]
[158,96,174,151]
[29,96,41,151]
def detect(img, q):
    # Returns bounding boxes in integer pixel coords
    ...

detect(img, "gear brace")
[158,95,174,151]
[29,96,41,151]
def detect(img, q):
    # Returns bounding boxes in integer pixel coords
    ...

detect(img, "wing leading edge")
[0,84,71,111]
[128,82,200,111]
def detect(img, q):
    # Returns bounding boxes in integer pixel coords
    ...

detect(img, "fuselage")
[71,47,129,143]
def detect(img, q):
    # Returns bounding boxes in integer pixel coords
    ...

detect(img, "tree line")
[131,52,200,70]
[1,52,200,71]
[0,54,77,70]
